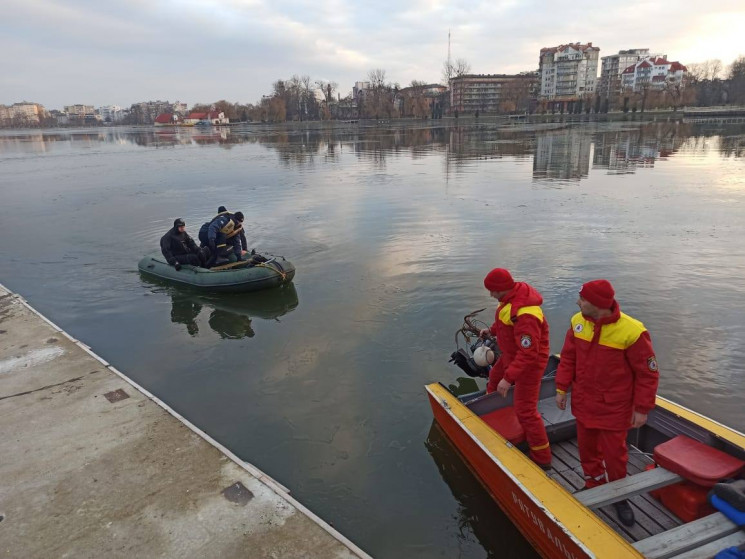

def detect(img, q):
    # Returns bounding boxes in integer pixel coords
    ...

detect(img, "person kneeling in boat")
[223,211,268,265]
[225,211,249,260]
[555,280,660,527]
[198,207,243,267]
[479,268,552,470]
[160,218,206,271]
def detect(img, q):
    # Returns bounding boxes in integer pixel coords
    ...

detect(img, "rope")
[255,261,287,282]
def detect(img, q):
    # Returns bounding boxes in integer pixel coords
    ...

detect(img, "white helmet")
[473,345,496,367]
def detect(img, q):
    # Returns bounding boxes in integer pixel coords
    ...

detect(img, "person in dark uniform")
[199,207,242,267]
[226,211,248,257]
[160,218,205,270]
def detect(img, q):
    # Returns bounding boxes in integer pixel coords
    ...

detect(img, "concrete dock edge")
[0,283,372,558]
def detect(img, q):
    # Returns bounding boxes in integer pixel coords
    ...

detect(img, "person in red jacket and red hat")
[479,268,552,468]
[555,279,659,527]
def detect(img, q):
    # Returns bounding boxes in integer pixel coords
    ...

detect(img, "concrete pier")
[0,284,370,559]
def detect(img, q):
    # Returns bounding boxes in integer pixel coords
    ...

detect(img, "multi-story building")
[449,73,539,114]
[539,42,600,111]
[598,49,659,99]
[621,56,687,92]
[64,104,95,117]
[0,102,47,126]
[98,105,125,123]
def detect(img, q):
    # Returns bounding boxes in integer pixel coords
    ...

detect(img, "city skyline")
[2,0,744,109]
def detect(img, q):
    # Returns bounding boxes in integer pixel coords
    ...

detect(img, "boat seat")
[480,406,525,444]
[632,512,741,559]
[576,466,682,508]
[653,435,745,488]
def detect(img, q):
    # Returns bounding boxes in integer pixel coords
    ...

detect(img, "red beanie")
[580,279,615,309]
[484,268,515,292]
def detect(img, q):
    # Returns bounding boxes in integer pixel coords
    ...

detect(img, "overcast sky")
[2,0,744,110]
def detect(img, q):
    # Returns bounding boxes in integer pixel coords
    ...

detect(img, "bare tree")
[710,60,723,81]
[401,80,430,118]
[661,75,693,112]
[441,60,453,85]
[453,58,471,77]
[368,68,387,89]
[728,56,745,103]
[363,68,395,118]
[688,59,724,83]
[315,80,338,104]
[442,58,471,84]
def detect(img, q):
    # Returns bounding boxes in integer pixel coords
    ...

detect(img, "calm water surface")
[1,122,744,558]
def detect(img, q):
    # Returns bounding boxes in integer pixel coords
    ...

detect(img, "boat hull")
[137,251,295,293]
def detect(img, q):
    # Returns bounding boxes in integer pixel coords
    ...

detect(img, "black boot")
[613,500,635,526]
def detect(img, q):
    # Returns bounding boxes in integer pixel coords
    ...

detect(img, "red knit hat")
[580,279,615,309]
[484,268,515,292]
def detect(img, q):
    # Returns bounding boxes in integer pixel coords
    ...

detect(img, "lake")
[1,121,743,558]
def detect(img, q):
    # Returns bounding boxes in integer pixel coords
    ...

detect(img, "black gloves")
[174,263,182,271]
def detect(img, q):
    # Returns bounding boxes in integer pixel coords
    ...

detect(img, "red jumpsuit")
[555,303,659,487]
[487,282,551,465]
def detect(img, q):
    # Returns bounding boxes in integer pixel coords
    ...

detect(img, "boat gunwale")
[655,396,745,449]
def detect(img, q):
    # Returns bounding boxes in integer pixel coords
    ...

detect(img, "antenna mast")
[447,29,451,80]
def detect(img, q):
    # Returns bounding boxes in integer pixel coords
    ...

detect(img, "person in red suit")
[479,268,552,468]
[555,279,660,527]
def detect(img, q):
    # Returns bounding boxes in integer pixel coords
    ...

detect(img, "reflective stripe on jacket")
[555,304,659,430]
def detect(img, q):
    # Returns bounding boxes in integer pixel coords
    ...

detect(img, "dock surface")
[0,284,370,559]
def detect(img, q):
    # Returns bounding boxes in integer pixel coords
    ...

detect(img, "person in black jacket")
[160,218,205,270]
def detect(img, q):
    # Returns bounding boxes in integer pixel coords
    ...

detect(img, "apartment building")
[0,102,46,126]
[539,42,600,110]
[449,73,538,114]
[599,49,660,99]
[353,82,370,101]
[621,56,688,92]
[64,104,95,117]
[98,105,125,123]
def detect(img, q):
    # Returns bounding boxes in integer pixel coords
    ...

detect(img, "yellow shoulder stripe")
[498,304,513,325]
[499,304,543,325]
[516,306,544,322]
[570,312,647,349]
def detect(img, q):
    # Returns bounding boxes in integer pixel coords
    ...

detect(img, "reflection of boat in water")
[427,367,745,558]
[424,420,539,558]
[138,251,295,293]
[144,277,299,339]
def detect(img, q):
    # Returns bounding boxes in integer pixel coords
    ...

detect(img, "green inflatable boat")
[138,251,295,293]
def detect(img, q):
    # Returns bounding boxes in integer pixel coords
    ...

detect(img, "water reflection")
[142,276,299,339]
[424,422,539,559]
[592,123,689,174]
[533,128,592,181]
[2,123,743,177]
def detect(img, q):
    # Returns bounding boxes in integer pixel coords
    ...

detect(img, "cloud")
[1,0,744,109]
